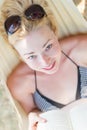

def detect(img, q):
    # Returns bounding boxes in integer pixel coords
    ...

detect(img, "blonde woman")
[0,0,87,130]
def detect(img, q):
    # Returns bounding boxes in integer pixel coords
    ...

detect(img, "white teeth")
[47,64,53,68]
[43,61,55,70]
[45,63,52,69]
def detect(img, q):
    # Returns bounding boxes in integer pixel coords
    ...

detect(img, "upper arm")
[7,62,36,114]
[73,34,87,66]
[60,34,87,45]
[60,34,87,66]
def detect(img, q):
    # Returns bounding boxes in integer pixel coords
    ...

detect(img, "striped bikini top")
[33,52,87,112]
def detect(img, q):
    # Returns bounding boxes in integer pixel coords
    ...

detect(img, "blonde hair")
[0,0,58,44]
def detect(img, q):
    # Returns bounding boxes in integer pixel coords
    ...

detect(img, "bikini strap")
[61,50,78,66]
[34,70,37,89]
[34,51,78,89]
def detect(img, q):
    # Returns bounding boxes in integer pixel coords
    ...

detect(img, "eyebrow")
[24,52,35,56]
[42,39,51,48]
[24,39,51,56]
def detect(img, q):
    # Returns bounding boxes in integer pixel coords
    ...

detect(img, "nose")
[39,54,51,66]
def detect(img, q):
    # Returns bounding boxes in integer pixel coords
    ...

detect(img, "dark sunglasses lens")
[5,16,21,34]
[25,4,46,20]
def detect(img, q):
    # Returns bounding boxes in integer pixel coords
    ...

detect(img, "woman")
[0,0,87,130]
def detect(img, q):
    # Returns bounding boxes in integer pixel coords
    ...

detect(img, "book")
[37,100,87,130]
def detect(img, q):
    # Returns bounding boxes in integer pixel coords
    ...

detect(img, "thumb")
[35,115,47,123]
[28,115,46,130]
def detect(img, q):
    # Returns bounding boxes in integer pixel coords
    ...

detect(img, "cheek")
[49,45,61,57]
[25,60,39,69]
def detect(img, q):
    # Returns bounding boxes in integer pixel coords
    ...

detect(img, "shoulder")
[72,34,87,66]
[12,61,33,75]
[7,62,36,113]
[7,61,35,97]
[68,34,87,67]
[60,34,87,47]
[60,34,87,66]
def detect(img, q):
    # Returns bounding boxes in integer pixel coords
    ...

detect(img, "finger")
[35,115,47,123]
[28,118,38,130]
[29,112,47,123]
[29,125,37,130]
[28,116,47,130]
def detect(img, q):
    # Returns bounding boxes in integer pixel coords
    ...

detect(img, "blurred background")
[73,0,87,20]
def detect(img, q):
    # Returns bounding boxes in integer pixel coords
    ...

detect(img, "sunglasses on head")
[4,4,46,35]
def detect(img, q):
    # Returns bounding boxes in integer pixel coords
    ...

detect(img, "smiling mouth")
[43,61,56,70]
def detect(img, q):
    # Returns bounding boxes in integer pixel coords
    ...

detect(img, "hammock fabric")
[0,0,87,130]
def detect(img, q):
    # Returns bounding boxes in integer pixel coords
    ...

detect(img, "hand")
[28,112,47,130]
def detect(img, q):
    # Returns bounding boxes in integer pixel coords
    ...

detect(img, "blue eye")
[27,55,36,60]
[45,44,52,51]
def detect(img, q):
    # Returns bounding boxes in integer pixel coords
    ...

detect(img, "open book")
[37,101,87,130]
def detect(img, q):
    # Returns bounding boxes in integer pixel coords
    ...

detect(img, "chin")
[46,70,58,75]
[39,63,59,74]
[42,67,59,75]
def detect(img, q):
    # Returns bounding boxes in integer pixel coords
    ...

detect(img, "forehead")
[25,26,53,43]
[15,25,54,49]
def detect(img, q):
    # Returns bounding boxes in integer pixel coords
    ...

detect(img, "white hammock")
[0,0,87,130]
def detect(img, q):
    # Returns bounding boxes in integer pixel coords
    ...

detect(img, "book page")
[37,109,73,130]
[69,103,87,130]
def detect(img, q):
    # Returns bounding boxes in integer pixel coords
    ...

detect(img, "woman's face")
[13,25,61,74]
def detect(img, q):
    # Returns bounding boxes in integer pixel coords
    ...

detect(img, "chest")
[36,61,78,104]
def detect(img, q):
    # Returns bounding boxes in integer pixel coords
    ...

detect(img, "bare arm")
[60,34,87,66]
[7,62,46,130]
[7,62,36,114]
[60,34,87,45]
